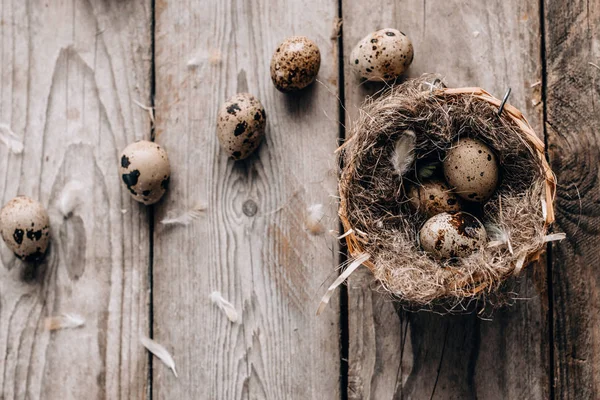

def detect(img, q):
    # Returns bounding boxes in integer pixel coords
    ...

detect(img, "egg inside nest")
[443,138,500,202]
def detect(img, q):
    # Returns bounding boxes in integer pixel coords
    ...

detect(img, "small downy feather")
[305,204,326,235]
[160,204,206,226]
[0,123,24,154]
[59,180,85,217]
[141,336,178,378]
[45,313,85,331]
[210,291,239,323]
[391,130,416,176]
[485,223,513,254]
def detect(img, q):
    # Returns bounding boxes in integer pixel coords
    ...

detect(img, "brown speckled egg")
[443,138,500,202]
[270,36,321,92]
[350,28,414,81]
[217,93,266,160]
[408,179,462,217]
[0,196,50,261]
[119,140,171,205]
[419,212,487,259]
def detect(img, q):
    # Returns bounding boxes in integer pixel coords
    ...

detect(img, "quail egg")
[217,93,266,160]
[408,179,462,217]
[419,212,487,259]
[443,138,500,202]
[350,28,414,81]
[0,196,50,261]
[270,36,321,92]
[119,140,171,205]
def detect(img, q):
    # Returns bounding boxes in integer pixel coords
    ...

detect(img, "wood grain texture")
[342,1,549,398]
[153,0,341,398]
[0,1,152,399]
[545,0,600,398]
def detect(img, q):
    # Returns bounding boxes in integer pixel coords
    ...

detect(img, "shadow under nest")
[339,76,553,312]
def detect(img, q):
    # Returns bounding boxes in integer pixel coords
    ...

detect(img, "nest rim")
[338,84,557,303]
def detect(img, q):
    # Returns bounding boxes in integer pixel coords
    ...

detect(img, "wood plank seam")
[336,1,350,400]
[148,1,158,400]
[538,0,555,398]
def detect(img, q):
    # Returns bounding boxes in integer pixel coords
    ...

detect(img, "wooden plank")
[342,1,549,398]
[0,1,152,398]
[545,1,600,398]
[153,0,341,398]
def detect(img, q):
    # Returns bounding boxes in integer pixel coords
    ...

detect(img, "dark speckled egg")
[419,212,487,259]
[408,179,462,217]
[217,93,266,160]
[270,36,321,92]
[350,28,413,81]
[119,140,171,205]
[0,196,50,261]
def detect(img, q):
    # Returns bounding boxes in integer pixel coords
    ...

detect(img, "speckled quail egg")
[443,138,500,202]
[408,179,462,217]
[119,140,171,205]
[0,196,50,261]
[270,36,321,92]
[217,93,266,160]
[350,28,414,81]
[419,212,487,259]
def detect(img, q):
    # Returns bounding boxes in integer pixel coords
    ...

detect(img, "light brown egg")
[443,138,500,202]
[270,36,321,92]
[0,196,50,261]
[119,140,171,205]
[419,212,487,259]
[408,179,462,217]
[350,28,414,81]
[217,93,266,160]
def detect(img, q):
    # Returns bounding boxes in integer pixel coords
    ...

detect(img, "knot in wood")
[242,199,258,217]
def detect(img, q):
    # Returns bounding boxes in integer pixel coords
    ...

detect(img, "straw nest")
[338,75,556,309]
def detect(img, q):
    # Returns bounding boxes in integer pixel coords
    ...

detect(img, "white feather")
[160,204,206,226]
[210,291,239,323]
[391,130,416,176]
[59,180,85,217]
[0,123,24,154]
[541,197,547,221]
[317,253,371,315]
[133,100,155,124]
[45,313,85,331]
[305,204,326,235]
[337,229,354,239]
[513,254,527,276]
[141,336,178,378]
[485,223,513,254]
[543,233,566,243]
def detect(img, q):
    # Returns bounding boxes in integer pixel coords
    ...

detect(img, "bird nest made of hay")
[338,76,557,310]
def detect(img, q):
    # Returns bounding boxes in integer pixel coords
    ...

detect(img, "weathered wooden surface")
[1,0,598,399]
[342,0,549,398]
[152,0,341,398]
[0,1,151,399]
[545,0,600,398]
